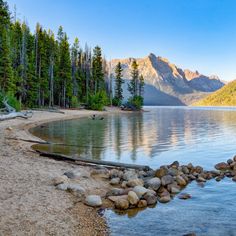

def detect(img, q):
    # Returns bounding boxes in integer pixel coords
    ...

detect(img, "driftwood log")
[0,97,33,121]
[37,150,151,171]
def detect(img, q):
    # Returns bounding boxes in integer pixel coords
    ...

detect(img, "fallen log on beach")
[36,150,151,171]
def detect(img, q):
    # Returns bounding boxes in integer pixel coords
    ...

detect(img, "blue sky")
[6,0,236,81]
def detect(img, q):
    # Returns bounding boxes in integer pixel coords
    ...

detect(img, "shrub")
[88,91,108,111]
[0,91,21,112]
[128,95,143,110]
[112,97,122,107]
[71,96,80,108]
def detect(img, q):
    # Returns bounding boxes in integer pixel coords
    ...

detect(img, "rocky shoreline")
[52,157,236,211]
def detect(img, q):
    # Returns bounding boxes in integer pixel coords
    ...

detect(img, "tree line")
[0,0,144,110]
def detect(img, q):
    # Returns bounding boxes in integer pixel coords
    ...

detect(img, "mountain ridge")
[110,53,225,105]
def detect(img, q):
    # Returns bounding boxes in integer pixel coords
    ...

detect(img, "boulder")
[143,192,158,205]
[114,199,129,210]
[127,178,144,187]
[168,168,179,176]
[161,175,174,186]
[133,186,148,198]
[123,170,138,181]
[109,169,123,179]
[106,188,125,197]
[227,159,233,165]
[108,195,128,202]
[85,195,102,207]
[215,162,230,171]
[176,175,187,186]
[197,176,206,182]
[159,195,171,203]
[155,168,168,178]
[182,166,190,174]
[128,191,139,205]
[233,156,236,162]
[147,177,161,191]
[52,175,68,186]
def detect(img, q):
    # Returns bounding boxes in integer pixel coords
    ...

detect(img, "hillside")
[193,80,236,106]
[110,54,224,105]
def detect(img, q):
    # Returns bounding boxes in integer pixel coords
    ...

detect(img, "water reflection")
[31,107,236,169]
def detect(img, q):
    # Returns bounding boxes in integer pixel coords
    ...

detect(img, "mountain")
[110,53,225,105]
[193,80,236,106]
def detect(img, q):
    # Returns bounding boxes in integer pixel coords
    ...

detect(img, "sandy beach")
[0,108,121,236]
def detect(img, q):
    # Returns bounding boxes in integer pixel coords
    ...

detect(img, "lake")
[31,106,236,236]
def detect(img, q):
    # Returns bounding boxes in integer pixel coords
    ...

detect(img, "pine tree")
[138,74,145,97]
[114,61,124,105]
[128,59,139,97]
[0,0,14,93]
[92,46,104,94]
[71,37,79,97]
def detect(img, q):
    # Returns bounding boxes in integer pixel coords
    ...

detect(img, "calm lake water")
[31,106,236,236]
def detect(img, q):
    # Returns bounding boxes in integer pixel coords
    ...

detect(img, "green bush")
[71,96,80,108]
[128,95,143,110]
[88,91,108,111]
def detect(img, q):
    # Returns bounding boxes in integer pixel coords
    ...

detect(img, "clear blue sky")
[6,0,236,81]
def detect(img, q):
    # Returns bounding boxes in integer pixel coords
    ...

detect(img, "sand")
[0,108,122,236]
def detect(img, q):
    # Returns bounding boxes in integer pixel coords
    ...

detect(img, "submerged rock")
[85,195,102,207]
[178,193,191,200]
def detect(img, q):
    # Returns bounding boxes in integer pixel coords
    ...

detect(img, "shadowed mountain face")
[110,53,224,105]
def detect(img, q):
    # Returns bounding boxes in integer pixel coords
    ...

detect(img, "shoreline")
[0,108,124,236]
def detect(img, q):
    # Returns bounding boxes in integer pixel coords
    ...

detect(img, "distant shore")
[0,107,124,236]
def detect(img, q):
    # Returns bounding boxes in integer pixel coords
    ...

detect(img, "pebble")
[85,195,102,207]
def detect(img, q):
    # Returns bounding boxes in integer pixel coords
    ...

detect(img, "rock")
[161,175,174,186]
[178,193,191,200]
[6,126,12,131]
[147,177,161,191]
[168,168,179,176]
[127,178,144,187]
[127,191,139,205]
[110,177,120,185]
[158,187,170,197]
[109,169,123,179]
[64,171,80,179]
[123,170,138,181]
[187,163,194,170]
[114,199,129,210]
[133,186,148,198]
[183,233,196,236]
[232,176,236,182]
[170,186,181,194]
[215,162,230,170]
[215,176,222,182]
[106,188,125,197]
[67,183,86,196]
[197,176,206,182]
[56,183,68,190]
[52,175,68,186]
[170,161,179,168]
[159,195,171,203]
[108,195,128,202]
[155,168,168,178]
[211,170,221,177]
[121,181,127,188]
[182,166,190,174]
[85,195,102,207]
[138,171,147,178]
[227,159,233,165]
[188,174,196,180]
[233,156,236,162]
[143,192,158,205]
[195,166,203,173]
[176,175,187,186]
[137,200,147,208]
